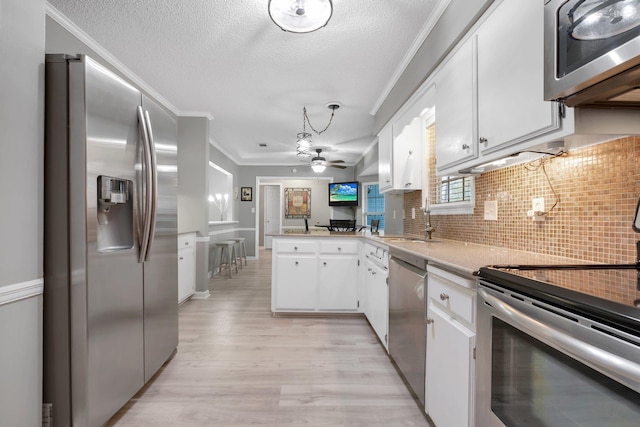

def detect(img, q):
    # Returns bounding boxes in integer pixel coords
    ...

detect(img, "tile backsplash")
[404,136,640,264]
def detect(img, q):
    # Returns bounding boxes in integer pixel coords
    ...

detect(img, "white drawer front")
[275,240,317,254]
[178,233,196,250]
[319,240,359,254]
[429,275,475,326]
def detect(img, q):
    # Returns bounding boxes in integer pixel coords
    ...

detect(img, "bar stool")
[232,237,247,268]
[213,240,238,278]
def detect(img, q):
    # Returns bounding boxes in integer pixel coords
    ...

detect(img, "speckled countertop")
[273,231,583,277]
[273,232,640,312]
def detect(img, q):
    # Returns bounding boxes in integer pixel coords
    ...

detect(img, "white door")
[264,185,280,249]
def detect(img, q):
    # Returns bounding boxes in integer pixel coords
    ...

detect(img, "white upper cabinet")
[434,38,477,172]
[434,0,573,176]
[377,84,434,193]
[476,0,560,156]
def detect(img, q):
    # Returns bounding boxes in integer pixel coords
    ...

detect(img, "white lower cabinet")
[425,265,476,427]
[318,254,359,310]
[274,254,317,310]
[178,232,196,304]
[271,238,360,313]
[364,259,389,350]
[426,305,475,427]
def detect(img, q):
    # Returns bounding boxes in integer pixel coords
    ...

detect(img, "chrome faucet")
[423,196,436,240]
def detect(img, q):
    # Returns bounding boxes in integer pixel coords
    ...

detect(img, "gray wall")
[374,0,493,132]
[46,16,175,118]
[208,143,243,274]
[236,165,356,254]
[0,0,45,424]
[2,0,44,287]
[178,116,211,292]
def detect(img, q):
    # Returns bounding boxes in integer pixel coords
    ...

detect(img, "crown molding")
[369,0,451,116]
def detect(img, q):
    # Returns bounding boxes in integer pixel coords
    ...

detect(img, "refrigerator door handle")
[137,106,153,263]
[143,110,158,262]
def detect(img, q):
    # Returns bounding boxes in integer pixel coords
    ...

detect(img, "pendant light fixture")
[268,0,334,33]
[295,103,340,161]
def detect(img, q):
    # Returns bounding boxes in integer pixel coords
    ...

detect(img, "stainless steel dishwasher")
[388,248,427,406]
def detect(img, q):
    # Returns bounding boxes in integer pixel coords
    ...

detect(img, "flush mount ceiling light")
[268,0,333,33]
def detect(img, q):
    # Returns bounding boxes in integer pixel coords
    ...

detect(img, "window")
[424,120,475,215]
[364,183,384,230]
[437,176,472,204]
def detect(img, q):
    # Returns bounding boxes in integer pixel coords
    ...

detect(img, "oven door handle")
[479,288,640,392]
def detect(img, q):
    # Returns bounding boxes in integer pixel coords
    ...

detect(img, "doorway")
[261,185,281,249]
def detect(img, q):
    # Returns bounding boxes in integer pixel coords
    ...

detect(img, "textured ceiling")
[47,0,442,167]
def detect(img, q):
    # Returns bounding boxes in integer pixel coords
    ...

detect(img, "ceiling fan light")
[268,0,333,33]
[311,162,326,173]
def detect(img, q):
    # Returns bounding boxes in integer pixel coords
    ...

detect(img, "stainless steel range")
[476,266,640,427]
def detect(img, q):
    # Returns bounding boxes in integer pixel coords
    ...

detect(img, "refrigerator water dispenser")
[97,175,134,252]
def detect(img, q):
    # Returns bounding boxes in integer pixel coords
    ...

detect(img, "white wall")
[0,0,45,424]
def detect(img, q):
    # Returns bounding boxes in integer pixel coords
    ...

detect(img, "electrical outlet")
[484,200,498,221]
[411,208,415,219]
[532,197,545,214]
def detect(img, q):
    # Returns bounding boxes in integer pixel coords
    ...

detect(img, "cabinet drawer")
[428,269,475,327]
[178,233,196,251]
[275,239,317,254]
[319,240,359,254]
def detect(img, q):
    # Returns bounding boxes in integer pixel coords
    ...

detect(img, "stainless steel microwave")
[544,0,640,107]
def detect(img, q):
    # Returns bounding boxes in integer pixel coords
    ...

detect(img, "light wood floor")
[107,248,432,426]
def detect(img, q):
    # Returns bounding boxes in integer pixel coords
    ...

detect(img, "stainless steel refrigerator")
[43,54,178,427]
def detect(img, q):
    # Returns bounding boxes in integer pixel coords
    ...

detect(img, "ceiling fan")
[309,148,347,172]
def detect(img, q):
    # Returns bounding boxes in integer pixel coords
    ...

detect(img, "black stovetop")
[478,265,640,336]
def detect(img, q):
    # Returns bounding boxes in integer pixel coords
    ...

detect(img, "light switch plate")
[484,200,498,221]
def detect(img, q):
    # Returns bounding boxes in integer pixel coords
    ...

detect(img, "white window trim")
[431,176,475,215]
[361,181,385,228]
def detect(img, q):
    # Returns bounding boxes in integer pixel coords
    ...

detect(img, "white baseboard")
[191,290,210,300]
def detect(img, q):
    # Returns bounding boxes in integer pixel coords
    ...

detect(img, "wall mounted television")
[328,181,359,207]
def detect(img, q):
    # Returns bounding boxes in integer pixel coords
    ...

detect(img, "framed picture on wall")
[284,187,311,218]
[241,186,252,201]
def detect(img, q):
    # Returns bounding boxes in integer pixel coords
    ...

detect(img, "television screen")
[328,181,359,207]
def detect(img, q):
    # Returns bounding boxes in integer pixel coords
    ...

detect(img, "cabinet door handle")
[179,256,184,260]
[338,247,342,251]
[294,246,298,250]
[372,271,376,275]
[440,292,450,301]
[462,144,470,150]
[323,262,327,266]
[295,261,299,266]
[479,137,488,144]
[426,317,434,325]
[184,242,189,246]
